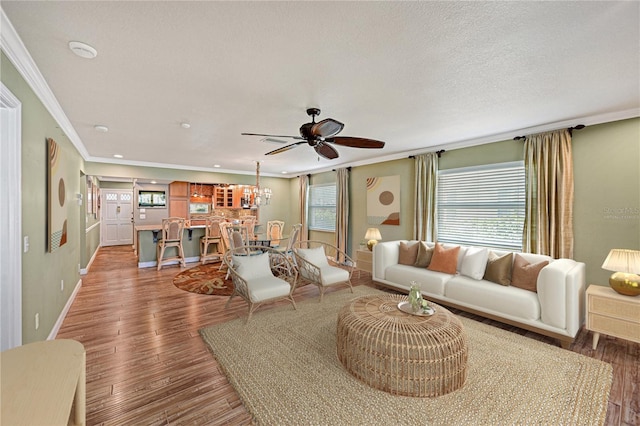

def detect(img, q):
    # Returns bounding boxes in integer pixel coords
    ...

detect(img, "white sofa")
[372,240,586,348]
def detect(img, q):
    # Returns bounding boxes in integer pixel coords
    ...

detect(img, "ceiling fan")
[241,108,385,160]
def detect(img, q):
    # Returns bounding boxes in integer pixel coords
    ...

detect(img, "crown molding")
[1,8,89,159]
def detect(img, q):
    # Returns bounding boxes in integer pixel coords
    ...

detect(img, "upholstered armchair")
[292,240,354,301]
[223,246,298,321]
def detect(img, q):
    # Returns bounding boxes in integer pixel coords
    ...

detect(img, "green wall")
[2,52,85,343]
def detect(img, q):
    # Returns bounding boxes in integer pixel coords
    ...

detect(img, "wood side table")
[1,339,86,425]
[586,285,640,349]
[356,249,372,274]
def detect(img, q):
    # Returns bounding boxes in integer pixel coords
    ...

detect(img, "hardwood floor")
[57,246,639,425]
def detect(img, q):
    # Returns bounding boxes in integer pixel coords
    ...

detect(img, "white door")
[101,190,134,246]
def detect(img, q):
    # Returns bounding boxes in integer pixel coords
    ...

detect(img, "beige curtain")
[299,174,309,241]
[523,129,574,258]
[414,153,438,242]
[336,168,349,263]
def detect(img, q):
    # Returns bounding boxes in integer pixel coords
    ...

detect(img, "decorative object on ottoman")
[336,293,468,397]
[601,248,640,296]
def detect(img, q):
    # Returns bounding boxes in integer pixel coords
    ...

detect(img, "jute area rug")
[200,286,612,426]
[173,263,233,296]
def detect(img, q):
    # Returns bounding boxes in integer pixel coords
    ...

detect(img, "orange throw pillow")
[511,254,549,293]
[427,243,460,274]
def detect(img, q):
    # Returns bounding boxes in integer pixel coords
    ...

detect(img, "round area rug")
[173,263,233,296]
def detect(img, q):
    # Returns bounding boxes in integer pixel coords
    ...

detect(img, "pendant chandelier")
[246,161,271,209]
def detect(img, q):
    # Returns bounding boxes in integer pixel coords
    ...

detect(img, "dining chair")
[242,217,256,239]
[200,216,223,265]
[224,245,298,321]
[292,240,354,302]
[156,217,186,270]
[266,220,285,247]
[276,223,302,261]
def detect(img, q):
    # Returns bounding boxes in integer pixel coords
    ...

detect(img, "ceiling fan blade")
[242,132,304,140]
[311,118,344,138]
[327,136,385,149]
[314,142,339,160]
[265,141,306,156]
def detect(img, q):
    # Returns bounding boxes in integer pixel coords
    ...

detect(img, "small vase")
[408,281,423,313]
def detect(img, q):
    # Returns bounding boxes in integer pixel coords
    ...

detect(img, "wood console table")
[0,339,86,425]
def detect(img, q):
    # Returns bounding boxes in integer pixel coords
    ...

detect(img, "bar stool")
[200,216,223,265]
[156,217,186,270]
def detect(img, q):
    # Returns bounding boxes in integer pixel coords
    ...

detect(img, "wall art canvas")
[367,175,400,225]
[47,138,68,252]
[86,175,93,215]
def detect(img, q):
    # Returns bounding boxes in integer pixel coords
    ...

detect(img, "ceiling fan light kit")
[242,107,385,160]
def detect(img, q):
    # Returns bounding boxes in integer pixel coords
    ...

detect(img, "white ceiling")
[2,1,639,177]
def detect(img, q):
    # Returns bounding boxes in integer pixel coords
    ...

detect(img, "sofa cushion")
[232,252,273,280]
[384,264,450,296]
[446,275,541,321]
[297,246,329,267]
[512,254,549,292]
[484,251,513,286]
[427,243,460,274]
[413,242,433,267]
[460,247,489,280]
[398,241,419,265]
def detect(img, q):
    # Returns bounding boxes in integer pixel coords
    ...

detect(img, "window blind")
[308,184,336,232]
[437,161,525,251]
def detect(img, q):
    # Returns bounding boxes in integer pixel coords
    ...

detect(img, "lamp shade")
[364,228,382,241]
[601,249,640,274]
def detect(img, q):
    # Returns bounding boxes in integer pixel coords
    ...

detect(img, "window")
[437,161,525,251]
[308,184,336,232]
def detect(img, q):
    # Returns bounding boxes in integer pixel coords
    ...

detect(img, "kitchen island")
[135,224,206,268]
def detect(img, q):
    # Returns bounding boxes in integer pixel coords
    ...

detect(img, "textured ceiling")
[2,1,639,177]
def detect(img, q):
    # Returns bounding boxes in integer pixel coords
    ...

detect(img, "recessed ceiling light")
[113,154,123,159]
[281,171,288,174]
[69,41,97,59]
[94,125,109,132]
[180,122,191,129]
[213,164,221,168]
[150,181,157,184]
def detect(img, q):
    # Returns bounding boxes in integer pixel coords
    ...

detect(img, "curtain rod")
[408,150,445,159]
[514,124,585,141]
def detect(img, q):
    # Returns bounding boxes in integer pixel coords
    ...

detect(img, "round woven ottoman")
[336,293,468,397]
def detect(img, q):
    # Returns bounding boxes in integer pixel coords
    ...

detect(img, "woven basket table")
[336,293,468,397]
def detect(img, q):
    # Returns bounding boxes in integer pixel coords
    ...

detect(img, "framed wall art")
[47,138,68,252]
[366,175,400,225]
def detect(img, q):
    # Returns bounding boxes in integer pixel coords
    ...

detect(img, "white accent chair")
[292,240,354,302]
[224,246,298,321]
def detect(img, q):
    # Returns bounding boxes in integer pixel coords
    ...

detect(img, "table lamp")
[601,249,640,296]
[364,228,382,251]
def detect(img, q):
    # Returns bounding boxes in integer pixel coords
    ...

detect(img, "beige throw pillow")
[483,252,513,286]
[413,242,433,267]
[427,243,460,274]
[511,253,548,292]
[398,242,419,265]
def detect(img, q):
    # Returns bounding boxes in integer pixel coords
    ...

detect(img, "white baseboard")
[138,256,200,269]
[81,245,100,275]
[48,278,82,340]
